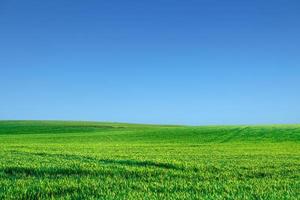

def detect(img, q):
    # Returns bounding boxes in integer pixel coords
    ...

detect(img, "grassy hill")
[0,121,299,199]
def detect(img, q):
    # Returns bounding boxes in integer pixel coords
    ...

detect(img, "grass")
[0,120,299,199]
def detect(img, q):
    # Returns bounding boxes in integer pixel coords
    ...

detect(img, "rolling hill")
[0,121,299,199]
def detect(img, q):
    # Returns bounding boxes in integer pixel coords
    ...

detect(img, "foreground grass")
[0,121,299,199]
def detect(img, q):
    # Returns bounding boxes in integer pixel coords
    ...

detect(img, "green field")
[0,121,299,199]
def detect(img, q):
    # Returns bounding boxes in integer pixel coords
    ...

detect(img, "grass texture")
[0,121,299,199]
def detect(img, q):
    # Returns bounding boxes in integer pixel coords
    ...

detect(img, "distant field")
[0,121,299,199]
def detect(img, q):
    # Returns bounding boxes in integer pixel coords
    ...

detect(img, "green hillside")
[0,121,299,199]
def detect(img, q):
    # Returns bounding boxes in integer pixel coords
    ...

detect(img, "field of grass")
[0,121,299,199]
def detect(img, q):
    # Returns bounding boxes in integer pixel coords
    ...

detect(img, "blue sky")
[1,0,300,125]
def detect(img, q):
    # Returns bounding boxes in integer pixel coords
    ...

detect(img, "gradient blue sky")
[1,0,300,125]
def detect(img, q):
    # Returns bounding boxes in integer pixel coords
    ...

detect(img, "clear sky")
[1,0,300,125]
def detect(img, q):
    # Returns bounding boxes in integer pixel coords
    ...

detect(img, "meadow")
[0,121,299,199]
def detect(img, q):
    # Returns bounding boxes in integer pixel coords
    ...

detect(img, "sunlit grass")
[0,121,299,199]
